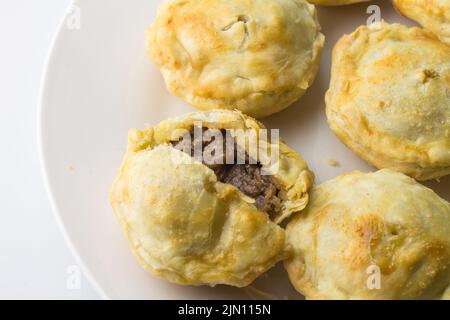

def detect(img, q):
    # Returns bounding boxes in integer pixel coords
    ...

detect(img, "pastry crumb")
[327,159,341,167]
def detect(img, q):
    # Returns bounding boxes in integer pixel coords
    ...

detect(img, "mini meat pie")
[285,169,450,300]
[307,0,369,5]
[110,110,314,287]
[146,0,324,118]
[326,22,450,181]
[393,0,450,44]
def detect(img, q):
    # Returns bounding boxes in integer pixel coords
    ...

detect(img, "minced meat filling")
[171,127,281,219]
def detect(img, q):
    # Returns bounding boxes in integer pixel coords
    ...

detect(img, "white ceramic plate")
[39,0,450,299]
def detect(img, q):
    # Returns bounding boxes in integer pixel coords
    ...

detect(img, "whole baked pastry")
[146,0,324,118]
[307,0,369,5]
[285,169,450,300]
[393,0,450,44]
[326,22,450,181]
[110,110,314,287]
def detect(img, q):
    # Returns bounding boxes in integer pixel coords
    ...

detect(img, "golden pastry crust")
[326,22,450,181]
[285,169,450,300]
[307,0,369,6]
[147,0,324,118]
[393,0,450,44]
[110,110,314,287]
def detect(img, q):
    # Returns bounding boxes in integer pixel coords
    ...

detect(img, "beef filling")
[172,127,281,219]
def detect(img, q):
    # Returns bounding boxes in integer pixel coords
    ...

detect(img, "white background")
[0,0,98,299]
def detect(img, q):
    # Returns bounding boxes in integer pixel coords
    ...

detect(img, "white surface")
[39,0,450,300]
[0,0,98,299]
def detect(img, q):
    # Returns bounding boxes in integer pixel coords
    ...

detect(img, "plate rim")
[37,0,108,300]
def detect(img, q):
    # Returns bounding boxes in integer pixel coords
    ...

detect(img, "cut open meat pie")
[110,110,313,287]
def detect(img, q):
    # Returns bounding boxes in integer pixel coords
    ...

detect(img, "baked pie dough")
[110,110,314,287]
[146,0,325,118]
[393,0,450,45]
[307,0,370,5]
[285,169,450,300]
[326,22,450,181]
